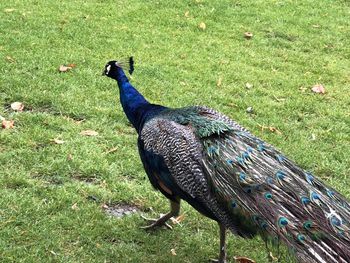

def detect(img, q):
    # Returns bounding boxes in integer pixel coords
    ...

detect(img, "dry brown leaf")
[258,124,282,135]
[10,101,24,111]
[59,65,73,72]
[67,63,76,68]
[171,214,185,225]
[184,11,190,17]
[80,130,98,136]
[244,32,253,39]
[269,126,282,135]
[71,203,79,210]
[6,56,15,63]
[198,22,206,30]
[216,77,222,87]
[52,138,65,144]
[170,248,177,256]
[2,119,14,129]
[59,65,71,72]
[234,256,256,263]
[311,84,326,94]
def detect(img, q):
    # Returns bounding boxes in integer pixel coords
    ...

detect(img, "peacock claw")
[140,214,173,230]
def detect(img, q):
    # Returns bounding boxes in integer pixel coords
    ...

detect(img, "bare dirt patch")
[103,203,139,218]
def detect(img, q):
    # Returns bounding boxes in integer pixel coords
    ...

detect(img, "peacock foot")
[140,214,173,230]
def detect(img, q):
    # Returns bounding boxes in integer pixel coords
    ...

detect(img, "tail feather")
[201,123,350,263]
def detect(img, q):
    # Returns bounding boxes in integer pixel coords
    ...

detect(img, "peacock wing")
[140,112,264,235]
[140,116,208,199]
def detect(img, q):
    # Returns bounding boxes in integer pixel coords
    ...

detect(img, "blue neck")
[113,67,165,132]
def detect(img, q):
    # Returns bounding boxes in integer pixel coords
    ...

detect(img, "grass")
[0,0,349,262]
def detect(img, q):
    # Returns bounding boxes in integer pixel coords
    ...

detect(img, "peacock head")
[103,57,134,79]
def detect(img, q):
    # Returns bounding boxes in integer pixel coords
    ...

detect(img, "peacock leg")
[141,199,180,230]
[210,223,227,263]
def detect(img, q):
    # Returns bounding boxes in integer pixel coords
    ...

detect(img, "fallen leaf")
[227,102,238,108]
[216,77,222,87]
[234,256,256,263]
[80,130,98,136]
[198,22,206,30]
[59,65,71,72]
[184,11,190,17]
[245,83,253,89]
[171,214,185,225]
[51,138,65,144]
[71,203,79,210]
[105,147,118,154]
[246,106,254,114]
[269,126,282,135]
[67,154,73,160]
[10,101,24,111]
[67,63,77,68]
[269,252,279,262]
[4,8,16,13]
[59,65,73,73]
[244,32,253,39]
[311,84,326,94]
[101,204,109,209]
[5,56,15,63]
[2,119,14,129]
[170,248,177,256]
[258,124,282,135]
[75,119,85,124]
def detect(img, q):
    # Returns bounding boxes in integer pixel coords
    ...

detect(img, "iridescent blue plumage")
[104,59,350,263]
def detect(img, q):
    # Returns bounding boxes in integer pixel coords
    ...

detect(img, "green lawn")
[1,0,349,262]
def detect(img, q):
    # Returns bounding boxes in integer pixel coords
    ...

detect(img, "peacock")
[103,57,350,263]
